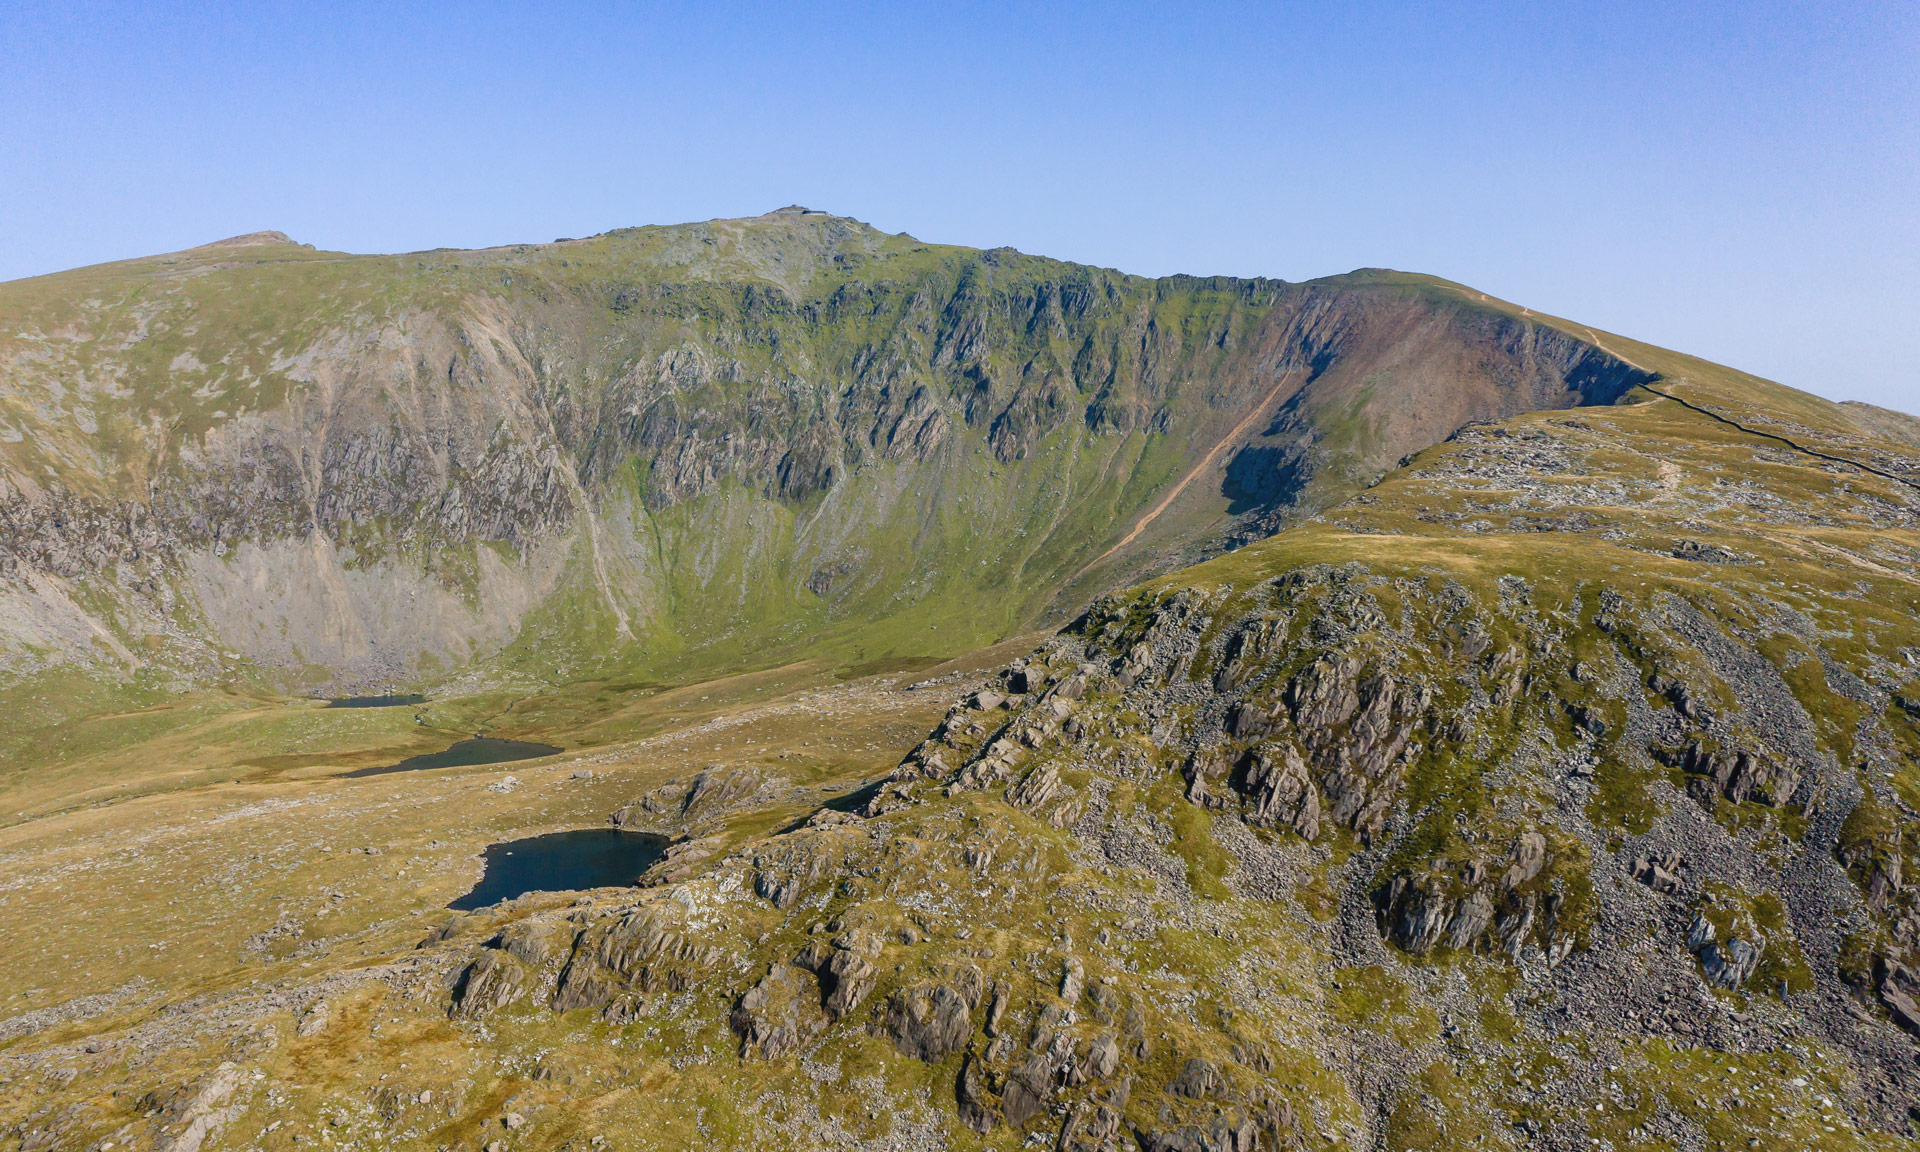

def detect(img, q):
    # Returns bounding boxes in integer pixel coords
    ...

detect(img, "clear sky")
[3,1,1915,411]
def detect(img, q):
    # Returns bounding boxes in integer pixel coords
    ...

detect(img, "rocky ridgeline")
[430,555,1919,1145]
[884,564,1916,1129]
[880,572,1600,969]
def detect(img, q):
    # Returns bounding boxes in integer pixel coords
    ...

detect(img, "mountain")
[0,212,1650,701]
[2,214,1919,1152]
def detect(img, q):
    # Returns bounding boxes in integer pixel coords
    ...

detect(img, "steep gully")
[1071,371,1303,582]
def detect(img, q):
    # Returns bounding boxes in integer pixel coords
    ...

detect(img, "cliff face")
[0,216,1650,692]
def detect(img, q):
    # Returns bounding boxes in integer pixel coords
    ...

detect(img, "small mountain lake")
[325,693,427,708]
[340,737,562,778]
[450,829,669,910]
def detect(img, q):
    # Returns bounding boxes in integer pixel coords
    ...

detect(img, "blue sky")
[3,1,1915,410]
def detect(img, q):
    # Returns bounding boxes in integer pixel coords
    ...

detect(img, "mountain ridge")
[2,215,1920,1150]
[0,211,1688,708]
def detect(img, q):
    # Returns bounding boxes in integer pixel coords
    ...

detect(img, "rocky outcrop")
[884,983,971,1062]
[450,894,726,1024]
[793,929,883,1021]
[1687,915,1762,990]
[1664,737,1802,807]
[1837,795,1920,1033]
[749,831,852,910]
[449,950,532,1017]
[1220,742,1321,838]
[731,964,819,1060]
[550,907,722,1015]
[876,503,1919,1054]
[1873,959,1920,1036]
[613,767,769,829]
[1373,829,1577,960]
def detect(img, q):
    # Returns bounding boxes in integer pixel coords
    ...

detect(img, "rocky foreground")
[7,371,1919,1152]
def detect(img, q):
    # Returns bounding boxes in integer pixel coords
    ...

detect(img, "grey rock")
[984,982,1010,1037]
[1082,1034,1121,1080]
[821,947,877,1020]
[1239,742,1320,839]
[885,983,970,1062]
[1168,1057,1231,1100]
[1000,1053,1053,1128]
[1503,831,1549,888]
[1699,937,1761,989]
[956,1049,1001,1133]
[451,950,530,1017]
[1060,958,1085,1004]
[731,964,820,1060]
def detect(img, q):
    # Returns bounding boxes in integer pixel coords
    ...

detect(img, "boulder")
[1503,832,1549,889]
[1184,744,1236,811]
[1630,851,1682,894]
[821,947,878,1020]
[1687,915,1760,989]
[1060,958,1085,1004]
[1000,1053,1054,1128]
[1700,937,1761,989]
[985,982,1010,1036]
[1082,1034,1121,1080]
[885,983,971,1062]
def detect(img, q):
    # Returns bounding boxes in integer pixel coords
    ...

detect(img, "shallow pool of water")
[450,829,669,910]
[340,737,561,778]
[325,694,427,708]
